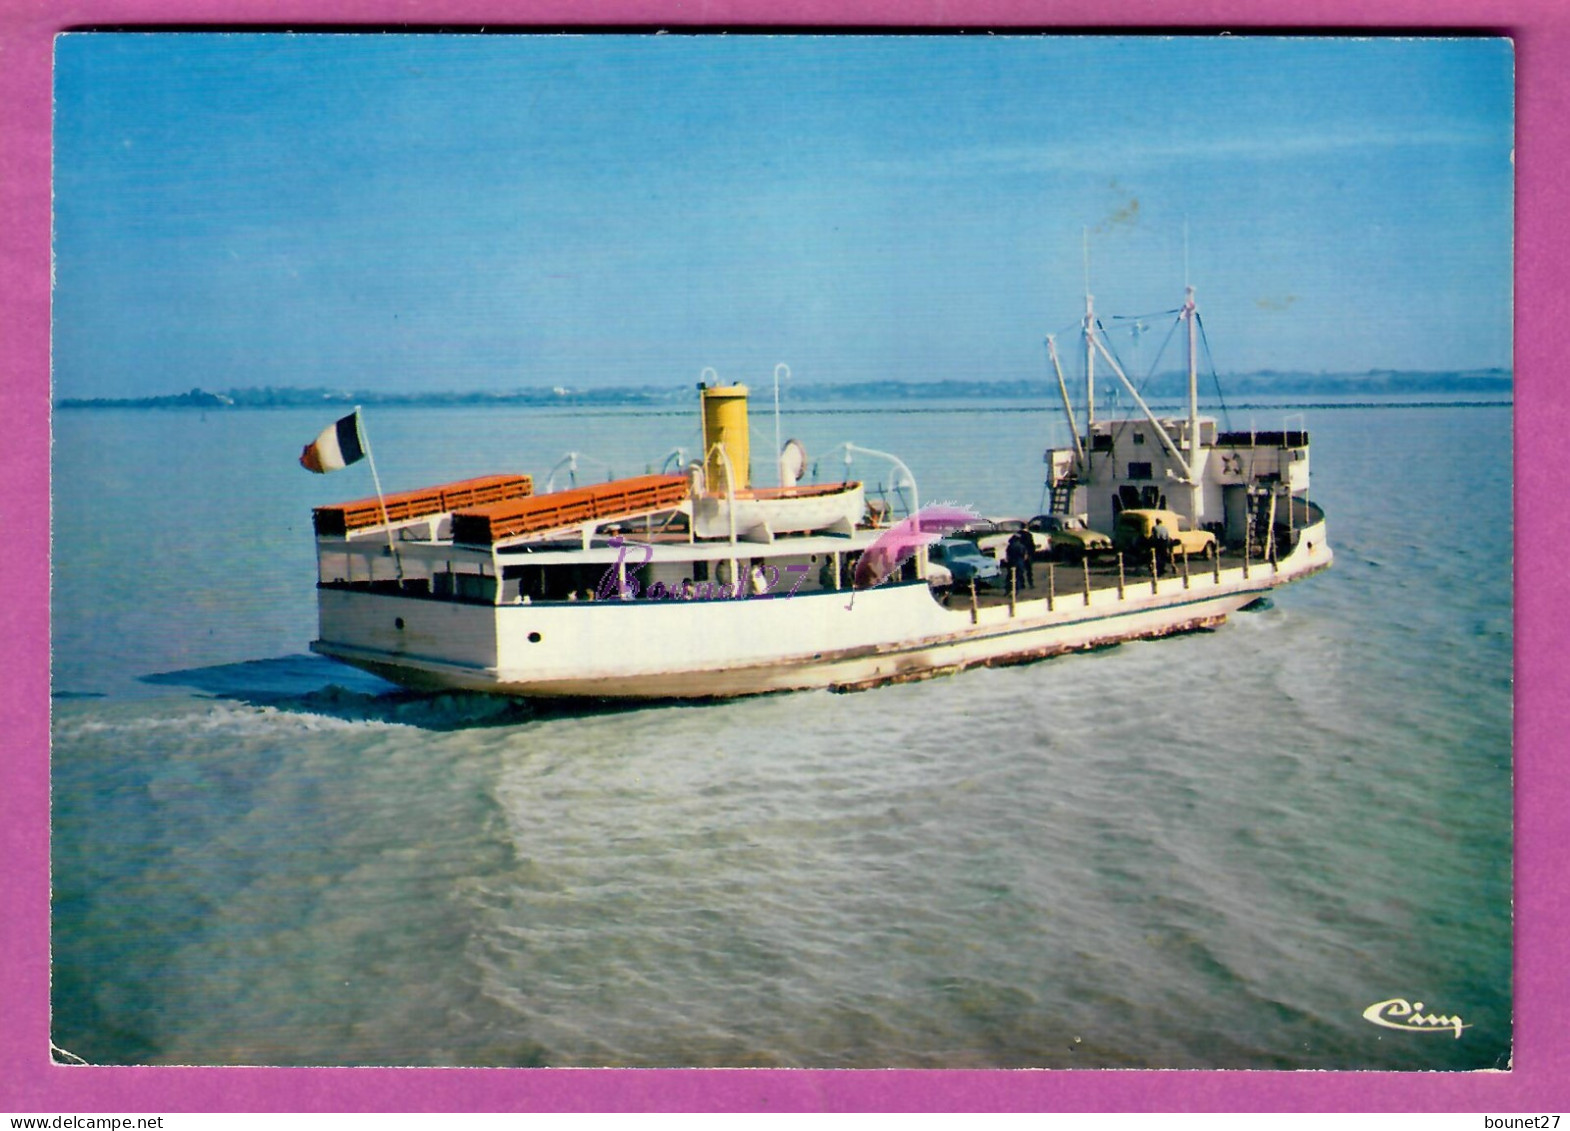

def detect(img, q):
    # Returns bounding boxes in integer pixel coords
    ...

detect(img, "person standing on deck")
[1151,518,1174,575]
[1010,531,1035,588]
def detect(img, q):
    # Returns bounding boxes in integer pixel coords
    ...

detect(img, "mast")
[1182,220,1201,527]
[1083,228,1095,440]
[1084,291,1096,438]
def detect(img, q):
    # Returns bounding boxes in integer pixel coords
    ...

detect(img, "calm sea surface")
[50,397,1512,1068]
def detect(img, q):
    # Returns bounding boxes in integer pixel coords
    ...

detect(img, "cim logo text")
[1362,997,1469,1038]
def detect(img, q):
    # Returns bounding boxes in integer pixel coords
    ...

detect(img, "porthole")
[528,631,543,643]
[394,617,405,630]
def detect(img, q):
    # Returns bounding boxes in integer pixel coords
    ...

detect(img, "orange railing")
[451,474,690,545]
[313,474,535,536]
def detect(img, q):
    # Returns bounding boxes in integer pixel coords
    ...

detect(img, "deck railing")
[313,474,535,536]
[450,474,690,545]
[973,504,1325,616]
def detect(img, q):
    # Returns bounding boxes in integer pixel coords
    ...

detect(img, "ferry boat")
[307,287,1331,699]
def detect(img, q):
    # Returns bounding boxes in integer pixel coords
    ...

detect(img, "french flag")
[299,411,366,473]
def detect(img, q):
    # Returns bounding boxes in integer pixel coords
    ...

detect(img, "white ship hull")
[312,520,1330,700]
[306,291,1334,702]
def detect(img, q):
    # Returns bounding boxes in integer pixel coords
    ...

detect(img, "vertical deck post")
[1116,553,1125,598]
[1008,569,1017,617]
[1150,550,1159,593]
[969,579,979,624]
[1081,557,1091,606]
[1047,563,1056,611]
[1182,548,1191,589]
[1213,546,1221,584]
[1243,540,1251,580]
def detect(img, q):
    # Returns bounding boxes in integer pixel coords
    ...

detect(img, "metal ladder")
[1049,477,1077,515]
[1249,490,1277,560]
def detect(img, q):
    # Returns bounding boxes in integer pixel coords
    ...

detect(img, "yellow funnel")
[701,384,750,492]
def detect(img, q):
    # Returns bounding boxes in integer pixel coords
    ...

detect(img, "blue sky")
[52,34,1514,398]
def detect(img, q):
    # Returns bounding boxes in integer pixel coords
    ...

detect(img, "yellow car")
[1112,509,1217,560]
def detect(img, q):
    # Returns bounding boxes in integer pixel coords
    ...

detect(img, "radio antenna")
[1183,216,1191,289]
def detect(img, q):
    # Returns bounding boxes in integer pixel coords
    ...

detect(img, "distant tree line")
[55,369,1512,410]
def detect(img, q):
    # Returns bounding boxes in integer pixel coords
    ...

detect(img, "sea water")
[49,398,1513,1068]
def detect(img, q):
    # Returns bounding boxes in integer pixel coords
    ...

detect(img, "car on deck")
[1112,508,1217,561]
[956,517,1050,561]
[1026,513,1114,560]
[926,538,1004,588]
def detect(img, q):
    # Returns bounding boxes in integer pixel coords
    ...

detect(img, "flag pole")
[773,363,787,487]
[355,406,404,583]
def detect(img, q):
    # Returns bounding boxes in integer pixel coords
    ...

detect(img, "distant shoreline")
[55,371,1513,411]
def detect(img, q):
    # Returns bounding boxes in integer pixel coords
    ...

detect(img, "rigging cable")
[1195,312,1235,434]
[1096,313,1183,405]
[1108,308,1184,322]
[1140,313,1184,398]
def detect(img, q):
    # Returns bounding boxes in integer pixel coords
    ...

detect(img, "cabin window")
[1128,461,1153,480]
[1133,431,1145,445]
[433,570,495,602]
[497,564,599,602]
